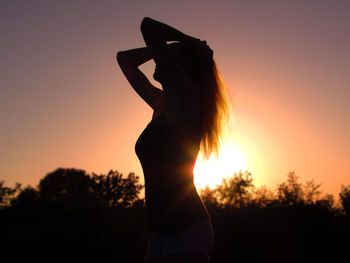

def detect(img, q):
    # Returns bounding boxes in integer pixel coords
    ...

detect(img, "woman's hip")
[145,219,213,262]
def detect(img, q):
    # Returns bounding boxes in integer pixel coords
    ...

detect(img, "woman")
[117,17,231,263]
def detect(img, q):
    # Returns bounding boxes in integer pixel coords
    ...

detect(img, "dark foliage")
[339,185,350,216]
[1,168,349,262]
[91,170,144,207]
[0,180,21,208]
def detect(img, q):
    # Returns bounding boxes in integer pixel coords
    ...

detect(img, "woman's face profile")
[153,64,162,82]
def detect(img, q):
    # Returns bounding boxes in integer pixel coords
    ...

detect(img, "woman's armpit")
[152,96,165,119]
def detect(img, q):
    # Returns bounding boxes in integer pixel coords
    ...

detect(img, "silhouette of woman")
[117,17,231,263]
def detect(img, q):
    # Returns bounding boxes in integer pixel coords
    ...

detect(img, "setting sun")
[193,140,247,190]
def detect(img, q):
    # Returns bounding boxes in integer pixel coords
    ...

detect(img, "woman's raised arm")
[117,46,153,67]
[140,17,199,67]
[117,47,163,109]
[140,17,202,107]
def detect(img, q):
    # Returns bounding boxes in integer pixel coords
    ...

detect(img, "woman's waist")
[146,191,206,211]
[145,181,200,206]
[146,190,209,230]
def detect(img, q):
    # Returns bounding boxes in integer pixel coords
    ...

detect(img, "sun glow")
[193,140,247,190]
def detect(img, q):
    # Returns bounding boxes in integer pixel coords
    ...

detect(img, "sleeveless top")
[135,97,209,234]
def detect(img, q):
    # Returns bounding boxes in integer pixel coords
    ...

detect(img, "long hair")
[195,59,232,160]
[178,45,233,160]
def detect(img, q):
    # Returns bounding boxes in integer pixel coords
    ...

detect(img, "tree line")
[1,168,349,262]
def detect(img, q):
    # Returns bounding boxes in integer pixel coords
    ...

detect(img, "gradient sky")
[1,0,349,198]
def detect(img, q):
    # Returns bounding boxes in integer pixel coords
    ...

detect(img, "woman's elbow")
[140,17,152,33]
[116,51,125,64]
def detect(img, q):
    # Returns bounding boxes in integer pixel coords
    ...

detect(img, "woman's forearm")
[117,43,185,67]
[140,17,197,45]
[116,47,153,67]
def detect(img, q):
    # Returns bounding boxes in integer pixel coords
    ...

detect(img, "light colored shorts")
[145,219,214,262]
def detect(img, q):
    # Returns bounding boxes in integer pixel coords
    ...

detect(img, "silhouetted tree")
[37,167,144,208]
[315,193,335,211]
[339,185,350,215]
[216,171,254,208]
[199,185,219,209]
[91,170,144,207]
[303,179,322,204]
[251,185,275,208]
[277,171,304,206]
[38,167,99,208]
[276,172,335,210]
[10,186,39,208]
[0,181,21,208]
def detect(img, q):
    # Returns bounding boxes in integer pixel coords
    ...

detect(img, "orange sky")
[1,1,349,198]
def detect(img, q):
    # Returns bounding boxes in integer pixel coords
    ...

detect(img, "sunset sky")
[1,0,349,198]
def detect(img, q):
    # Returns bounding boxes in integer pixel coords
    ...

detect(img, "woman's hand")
[167,41,184,56]
[187,39,213,60]
[140,17,213,63]
[167,40,213,60]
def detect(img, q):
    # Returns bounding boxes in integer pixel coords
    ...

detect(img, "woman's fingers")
[197,40,213,59]
[170,38,213,59]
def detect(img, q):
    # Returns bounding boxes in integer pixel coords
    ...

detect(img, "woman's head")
[153,45,205,83]
[174,43,213,79]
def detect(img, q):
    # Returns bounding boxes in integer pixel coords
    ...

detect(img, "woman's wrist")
[117,47,153,66]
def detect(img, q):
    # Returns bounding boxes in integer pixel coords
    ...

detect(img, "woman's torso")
[135,97,209,234]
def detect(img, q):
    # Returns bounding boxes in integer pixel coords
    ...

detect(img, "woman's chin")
[153,73,162,83]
